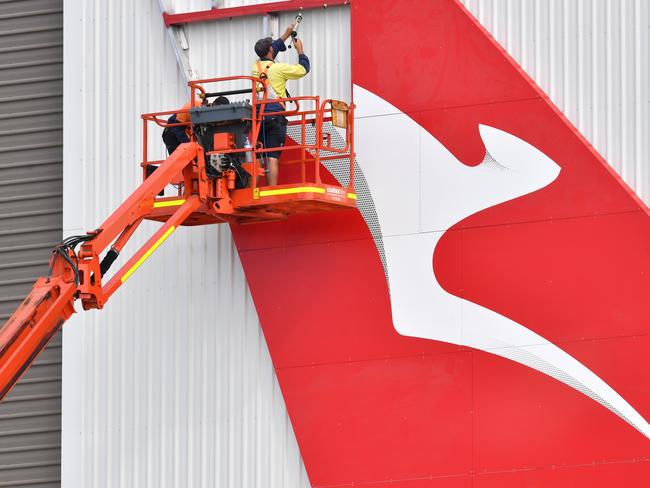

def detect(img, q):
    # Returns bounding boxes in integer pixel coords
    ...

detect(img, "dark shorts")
[260,116,288,159]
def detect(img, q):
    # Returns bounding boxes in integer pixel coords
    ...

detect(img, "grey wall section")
[0,0,63,486]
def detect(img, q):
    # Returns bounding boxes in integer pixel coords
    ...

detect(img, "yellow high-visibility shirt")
[252,60,308,100]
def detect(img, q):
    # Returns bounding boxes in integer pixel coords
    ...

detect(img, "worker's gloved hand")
[293,38,304,55]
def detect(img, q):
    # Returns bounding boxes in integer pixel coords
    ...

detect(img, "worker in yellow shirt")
[252,23,311,186]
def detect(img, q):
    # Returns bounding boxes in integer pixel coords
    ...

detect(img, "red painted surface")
[231,0,650,485]
[472,336,650,471]
[474,461,650,488]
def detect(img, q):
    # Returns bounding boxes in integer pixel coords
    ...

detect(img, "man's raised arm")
[280,22,298,42]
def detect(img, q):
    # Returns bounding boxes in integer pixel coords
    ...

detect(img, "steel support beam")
[163,0,350,26]
[157,0,198,84]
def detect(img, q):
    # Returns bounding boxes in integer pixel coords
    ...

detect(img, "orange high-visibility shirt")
[176,100,201,125]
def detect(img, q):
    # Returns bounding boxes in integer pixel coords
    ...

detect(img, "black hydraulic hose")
[99,248,119,277]
[201,88,252,98]
[47,234,95,285]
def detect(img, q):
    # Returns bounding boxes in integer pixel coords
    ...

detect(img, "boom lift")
[0,76,356,401]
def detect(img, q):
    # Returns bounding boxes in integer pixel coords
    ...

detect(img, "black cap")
[211,96,229,106]
[254,37,273,59]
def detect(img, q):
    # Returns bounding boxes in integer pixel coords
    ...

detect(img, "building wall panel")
[183,5,350,102]
[61,0,308,486]
[0,0,63,486]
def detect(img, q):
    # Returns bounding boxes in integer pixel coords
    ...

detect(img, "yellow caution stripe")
[258,186,326,197]
[121,225,176,283]
[153,199,186,208]
[347,193,357,200]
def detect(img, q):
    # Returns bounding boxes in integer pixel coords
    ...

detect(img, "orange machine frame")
[142,75,356,225]
[0,76,356,401]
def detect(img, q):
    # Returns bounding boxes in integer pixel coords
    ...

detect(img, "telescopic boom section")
[0,277,76,400]
[0,142,202,402]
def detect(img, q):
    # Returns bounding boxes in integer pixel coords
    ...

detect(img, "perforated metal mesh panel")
[0,0,63,486]
[287,122,389,287]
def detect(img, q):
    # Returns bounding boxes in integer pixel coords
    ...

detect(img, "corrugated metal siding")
[184,6,351,100]
[460,0,650,205]
[61,0,308,487]
[0,0,63,486]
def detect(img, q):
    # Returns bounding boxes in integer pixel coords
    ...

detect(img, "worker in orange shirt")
[151,100,202,195]
[161,96,230,155]
[161,100,200,156]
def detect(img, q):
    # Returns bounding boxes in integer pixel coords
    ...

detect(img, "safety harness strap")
[256,60,285,110]
[257,60,272,79]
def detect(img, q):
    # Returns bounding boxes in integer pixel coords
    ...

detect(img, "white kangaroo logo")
[351,85,650,439]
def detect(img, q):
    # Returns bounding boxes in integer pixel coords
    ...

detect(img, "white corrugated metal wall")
[461,0,650,205]
[61,0,649,487]
[183,7,350,100]
[61,0,308,487]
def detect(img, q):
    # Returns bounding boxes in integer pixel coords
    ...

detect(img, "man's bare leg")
[266,157,279,186]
